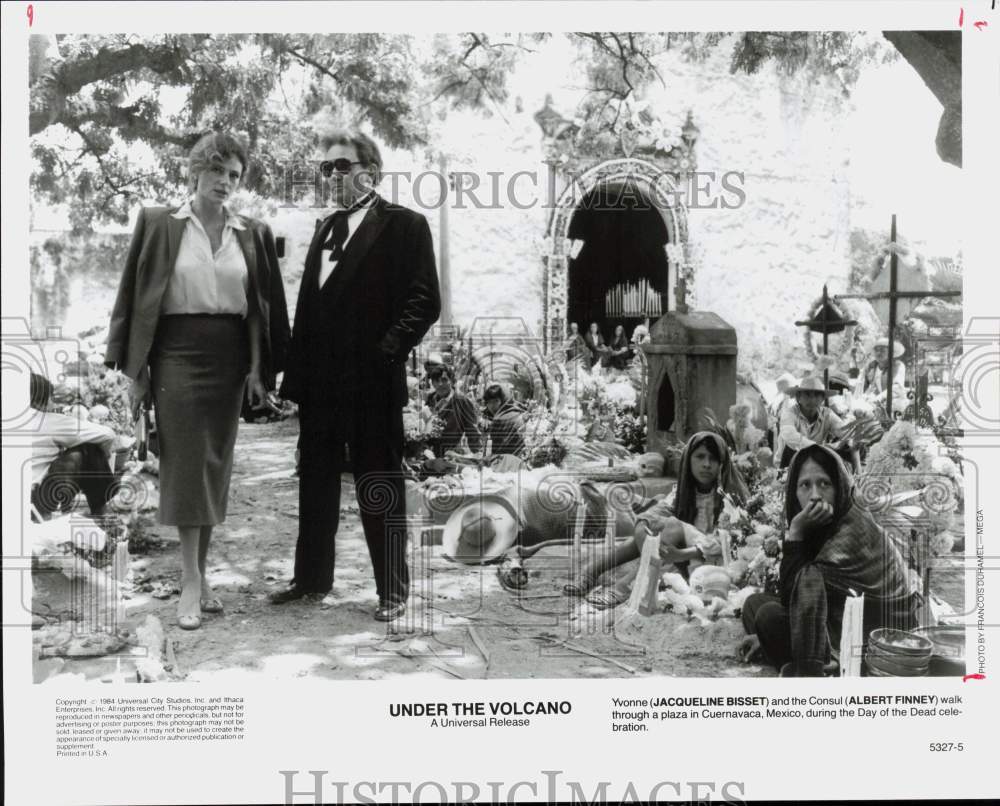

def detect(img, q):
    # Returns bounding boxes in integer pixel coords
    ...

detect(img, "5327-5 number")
[929,742,964,751]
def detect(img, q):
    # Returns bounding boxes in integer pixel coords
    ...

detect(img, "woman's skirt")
[150,314,248,526]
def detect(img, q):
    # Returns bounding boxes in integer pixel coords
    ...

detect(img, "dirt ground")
[33,418,770,683]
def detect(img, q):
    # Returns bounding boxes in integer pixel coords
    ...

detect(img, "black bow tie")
[321,192,375,261]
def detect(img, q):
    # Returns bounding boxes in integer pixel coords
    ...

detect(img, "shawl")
[782,444,913,663]
[673,431,749,525]
[783,444,908,598]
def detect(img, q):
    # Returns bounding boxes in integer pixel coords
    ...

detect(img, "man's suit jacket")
[279,196,441,411]
[104,206,291,387]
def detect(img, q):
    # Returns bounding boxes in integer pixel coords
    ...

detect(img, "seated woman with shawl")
[739,444,916,676]
[563,431,748,609]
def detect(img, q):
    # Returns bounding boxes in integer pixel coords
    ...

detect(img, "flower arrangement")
[717,455,787,594]
[859,420,963,558]
[402,403,443,460]
[49,348,133,437]
[604,97,685,155]
[612,409,647,454]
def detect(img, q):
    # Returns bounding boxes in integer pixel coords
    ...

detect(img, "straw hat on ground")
[442,495,521,564]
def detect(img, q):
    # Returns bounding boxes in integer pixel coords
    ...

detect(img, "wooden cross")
[835,215,962,417]
[794,284,857,389]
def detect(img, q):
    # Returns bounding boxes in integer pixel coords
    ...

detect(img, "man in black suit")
[272,130,441,621]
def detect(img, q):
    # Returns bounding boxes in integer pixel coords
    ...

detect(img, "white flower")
[930,456,959,479]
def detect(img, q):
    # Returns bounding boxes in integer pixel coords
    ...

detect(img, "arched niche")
[541,157,691,350]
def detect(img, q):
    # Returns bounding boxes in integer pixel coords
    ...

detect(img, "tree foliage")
[29,31,893,232]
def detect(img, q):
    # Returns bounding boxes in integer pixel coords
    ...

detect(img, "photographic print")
[5,5,998,804]
[22,27,969,684]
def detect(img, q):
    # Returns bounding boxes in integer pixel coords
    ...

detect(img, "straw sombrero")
[788,376,836,396]
[441,494,521,565]
[873,337,906,358]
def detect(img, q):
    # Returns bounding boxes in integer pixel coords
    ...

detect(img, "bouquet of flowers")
[402,403,443,460]
[716,451,787,594]
[859,420,962,561]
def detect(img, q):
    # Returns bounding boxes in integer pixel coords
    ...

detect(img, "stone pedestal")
[642,310,737,452]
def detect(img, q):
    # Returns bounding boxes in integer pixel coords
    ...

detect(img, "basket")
[865,628,934,677]
[912,625,966,677]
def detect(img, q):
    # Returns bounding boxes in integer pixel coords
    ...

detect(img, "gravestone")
[642,310,738,454]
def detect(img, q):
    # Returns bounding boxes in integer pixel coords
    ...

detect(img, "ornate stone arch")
[540,157,692,350]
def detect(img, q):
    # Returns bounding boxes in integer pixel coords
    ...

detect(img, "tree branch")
[72,105,197,147]
[30,35,211,136]
[282,44,343,84]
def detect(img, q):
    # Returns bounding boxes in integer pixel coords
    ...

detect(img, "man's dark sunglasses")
[319,158,364,177]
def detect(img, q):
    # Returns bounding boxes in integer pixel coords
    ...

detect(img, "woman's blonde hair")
[187,132,248,192]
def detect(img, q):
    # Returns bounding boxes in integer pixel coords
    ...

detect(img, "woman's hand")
[788,501,835,541]
[738,634,762,663]
[246,369,267,409]
[129,368,151,419]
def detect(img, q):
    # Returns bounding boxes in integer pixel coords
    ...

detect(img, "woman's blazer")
[104,206,291,388]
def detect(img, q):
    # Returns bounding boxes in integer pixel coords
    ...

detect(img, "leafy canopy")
[29,31,889,231]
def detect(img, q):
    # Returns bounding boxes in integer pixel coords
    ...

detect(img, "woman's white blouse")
[161,201,249,316]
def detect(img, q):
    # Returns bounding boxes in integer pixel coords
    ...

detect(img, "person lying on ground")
[563,431,748,609]
[29,372,118,520]
[738,443,916,677]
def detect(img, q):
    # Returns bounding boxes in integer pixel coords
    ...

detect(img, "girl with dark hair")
[739,443,916,676]
[564,431,749,609]
[105,131,291,630]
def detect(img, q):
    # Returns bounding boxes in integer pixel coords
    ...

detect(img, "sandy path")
[35,418,766,683]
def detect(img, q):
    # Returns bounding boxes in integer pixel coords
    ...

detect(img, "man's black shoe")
[374,600,406,621]
[268,585,320,605]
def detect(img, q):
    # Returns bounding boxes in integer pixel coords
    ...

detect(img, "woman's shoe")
[178,613,202,631]
[200,597,224,613]
[586,586,629,610]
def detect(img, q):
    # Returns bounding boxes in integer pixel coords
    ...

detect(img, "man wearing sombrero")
[775,375,856,471]
[863,336,907,398]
